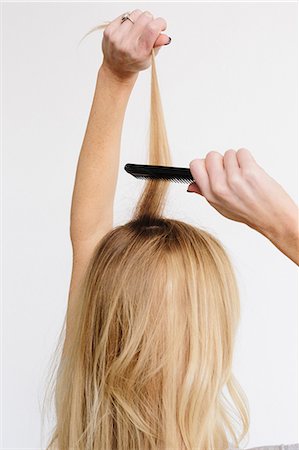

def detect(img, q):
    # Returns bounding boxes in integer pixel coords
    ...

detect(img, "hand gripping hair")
[43,19,250,450]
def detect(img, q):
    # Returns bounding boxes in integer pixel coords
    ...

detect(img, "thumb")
[187,182,202,195]
[154,33,171,47]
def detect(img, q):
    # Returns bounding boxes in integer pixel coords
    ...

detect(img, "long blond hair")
[43,20,250,450]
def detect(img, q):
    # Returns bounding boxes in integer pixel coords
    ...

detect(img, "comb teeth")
[133,174,192,183]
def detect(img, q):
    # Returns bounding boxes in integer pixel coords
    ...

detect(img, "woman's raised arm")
[69,10,170,246]
[69,63,137,244]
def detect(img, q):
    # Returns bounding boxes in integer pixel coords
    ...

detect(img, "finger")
[204,151,225,185]
[189,158,212,198]
[106,9,143,34]
[127,10,154,39]
[236,148,256,169]
[223,149,240,179]
[120,10,153,40]
[137,17,168,51]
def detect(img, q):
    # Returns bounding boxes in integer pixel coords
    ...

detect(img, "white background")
[2,2,298,449]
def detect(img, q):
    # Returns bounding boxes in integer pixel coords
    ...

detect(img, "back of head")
[45,34,249,450]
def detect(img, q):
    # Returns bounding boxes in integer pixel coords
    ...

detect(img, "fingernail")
[164,36,172,45]
[186,189,193,193]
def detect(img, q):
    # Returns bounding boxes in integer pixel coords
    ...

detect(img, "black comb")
[124,163,194,184]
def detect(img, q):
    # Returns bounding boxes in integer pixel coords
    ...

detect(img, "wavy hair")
[42,19,250,450]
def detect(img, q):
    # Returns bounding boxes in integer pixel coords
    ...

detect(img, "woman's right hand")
[188,148,299,265]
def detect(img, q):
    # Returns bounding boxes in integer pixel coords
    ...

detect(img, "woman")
[44,9,298,450]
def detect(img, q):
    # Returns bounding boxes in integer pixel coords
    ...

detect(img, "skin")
[188,150,299,265]
[65,9,170,349]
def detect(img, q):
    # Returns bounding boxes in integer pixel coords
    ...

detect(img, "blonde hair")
[43,20,250,450]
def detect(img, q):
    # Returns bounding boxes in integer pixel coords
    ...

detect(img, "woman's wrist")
[99,61,139,87]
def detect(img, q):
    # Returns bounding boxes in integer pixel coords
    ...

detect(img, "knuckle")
[146,21,158,35]
[237,147,249,152]
[190,158,200,167]
[103,26,112,39]
[206,150,216,157]
[132,9,142,15]
[189,159,201,173]
[228,174,242,189]
[206,150,220,161]
[156,16,167,29]
[143,10,154,18]
[224,149,236,157]
[237,147,249,158]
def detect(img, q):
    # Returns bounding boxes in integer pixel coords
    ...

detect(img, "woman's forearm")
[70,63,138,243]
[263,206,299,265]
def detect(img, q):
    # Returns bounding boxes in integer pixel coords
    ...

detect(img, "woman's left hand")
[101,9,170,80]
[188,149,299,264]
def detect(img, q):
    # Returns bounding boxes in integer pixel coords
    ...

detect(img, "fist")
[101,10,170,79]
